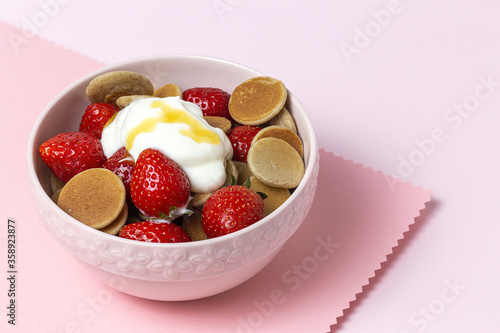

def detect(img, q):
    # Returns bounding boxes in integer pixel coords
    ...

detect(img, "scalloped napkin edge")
[318,150,433,331]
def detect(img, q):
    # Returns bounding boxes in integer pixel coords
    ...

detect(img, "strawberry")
[201,185,264,238]
[130,148,191,219]
[39,131,106,183]
[103,147,135,203]
[227,125,262,163]
[79,103,119,139]
[119,221,191,243]
[183,87,234,123]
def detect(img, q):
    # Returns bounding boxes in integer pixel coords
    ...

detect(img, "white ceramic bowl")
[27,55,319,301]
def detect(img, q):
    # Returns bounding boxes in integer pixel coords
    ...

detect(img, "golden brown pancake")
[182,212,207,241]
[247,176,290,216]
[204,116,232,133]
[252,125,303,157]
[116,95,152,109]
[266,106,297,134]
[99,204,128,235]
[228,76,287,125]
[86,71,154,105]
[153,83,183,98]
[57,168,126,229]
[247,138,304,189]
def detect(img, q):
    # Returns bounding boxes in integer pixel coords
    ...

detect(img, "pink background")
[1,0,499,332]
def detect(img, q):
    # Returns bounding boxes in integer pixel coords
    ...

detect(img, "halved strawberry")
[227,125,262,163]
[119,221,191,243]
[202,185,264,238]
[79,103,119,139]
[130,148,191,219]
[39,131,106,183]
[183,87,234,123]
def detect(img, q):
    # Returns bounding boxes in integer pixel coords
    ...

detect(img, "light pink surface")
[1,0,499,331]
[1,21,430,332]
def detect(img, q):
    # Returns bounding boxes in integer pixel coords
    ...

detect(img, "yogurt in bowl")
[101,96,233,194]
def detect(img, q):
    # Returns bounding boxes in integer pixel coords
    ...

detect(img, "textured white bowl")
[27,55,319,301]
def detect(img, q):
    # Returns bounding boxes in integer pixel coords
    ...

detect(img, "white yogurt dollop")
[101,96,233,193]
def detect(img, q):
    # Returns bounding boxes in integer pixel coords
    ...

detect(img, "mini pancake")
[153,83,183,98]
[223,160,238,186]
[233,161,253,185]
[116,95,152,109]
[99,204,128,235]
[189,192,212,207]
[247,137,304,189]
[251,125,303,157]
[247,176,290,216]
[204,116,232,133]
[57,168,126,229]
[266,106,297,134]
[51,187,63,204]
[51,172,65,193]
[228,76,287,125]
[182,212,207,241]
[86,71,154,105]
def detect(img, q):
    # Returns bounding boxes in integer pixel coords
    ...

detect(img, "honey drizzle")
[125,100,220,151]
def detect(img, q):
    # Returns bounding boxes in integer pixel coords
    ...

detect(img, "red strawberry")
[39,131,106,183]
[79,103,119,139]
[183,87,234,123]
[202,185,264,238]
[103,147,135,203]
[130,148,191,219]
[119,221,191,243]
[227,125,262,163]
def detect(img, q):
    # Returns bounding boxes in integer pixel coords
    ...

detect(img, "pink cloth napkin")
[1,21,431,332]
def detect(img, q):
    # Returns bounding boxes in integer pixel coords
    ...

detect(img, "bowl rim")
[27,54,318,249]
